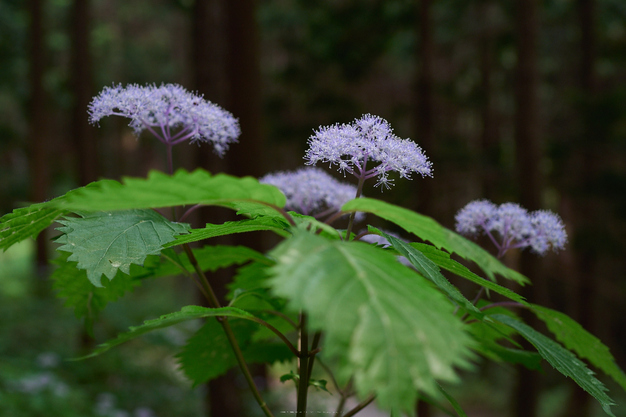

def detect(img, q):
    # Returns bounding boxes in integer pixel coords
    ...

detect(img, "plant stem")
[335,379,354,416]
[342,394,376,417]
[297,312,309,415]
[166,143,174,175]
[182,243,274,417]
[306,331,322,382]
[345,163,368,239]
[247,316,300,357]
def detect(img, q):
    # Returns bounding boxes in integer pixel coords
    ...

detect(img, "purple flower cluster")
[260,167,363,220]
[88,83,240,155]
[455,199,568,256]
[304,114,432,189]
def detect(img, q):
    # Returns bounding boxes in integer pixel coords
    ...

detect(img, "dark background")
[1,0,626,416]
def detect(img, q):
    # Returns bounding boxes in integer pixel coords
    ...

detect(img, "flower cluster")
[88,83,240,155]
[455,199,568,256]
[260,167,363,220]
[304,114,432,189]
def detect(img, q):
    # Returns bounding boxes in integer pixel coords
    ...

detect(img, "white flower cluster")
[304,114,432,189]
[89,83,240,155]
[455,199,568,255]
[260,167,362,220]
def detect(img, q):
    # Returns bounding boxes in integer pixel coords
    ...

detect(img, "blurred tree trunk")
[414,0,435,221]
[191,1,265,416]
[414,0,434,415]
[479,2,499,200]
[562,1,597,416]
[512,1,542,417]
[28,0,49,275]
[224,0,264,178]
[70,0,98,185]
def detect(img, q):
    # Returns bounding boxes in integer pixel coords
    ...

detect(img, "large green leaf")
[491,313,615,416]
[177,317,292,386]
[167,217,290,246]
[78,305,255,359]
[0,202,65,251]
[54,169,286,216]
[342,198,527,284]
[372,228,482,318]
[268,231,474,412]
[0,182,110,252]
[55,209,190,286]
[531,305,626,392]
[169,211,340,247]
[410,243,526,304]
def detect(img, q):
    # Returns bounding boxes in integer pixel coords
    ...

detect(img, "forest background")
[1,0,626,416]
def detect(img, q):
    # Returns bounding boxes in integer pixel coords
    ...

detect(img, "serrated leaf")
[491,313,615,416]
[268,231,474,412]
[342,198,527,284]
[372,228,482,318]
[411,242,526,304]
[167,217,290,247]
[438,385,468,417]
[531,305,626,392]
[177,316,292,385]
[79,306,255,359]
[55,169,286,217]
[55,209,190,286]
[465,310,541,370]
[0,202,65,251]
[51,252,141,333]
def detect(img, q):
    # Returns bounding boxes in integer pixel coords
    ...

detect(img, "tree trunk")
[479,2,500,200]
[512,1,542,417]
[224,0,264,178]
[414,0,434,414]
[414,0,435,220]
[70,0,98,185]
[562,1,597,416]
[190,1,265,416]
[28,0,49,276]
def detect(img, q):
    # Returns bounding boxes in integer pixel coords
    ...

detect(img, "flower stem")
[182,243,274,417]
[342,394,376,417]
[297,312,310,414]
[346,163,368,239]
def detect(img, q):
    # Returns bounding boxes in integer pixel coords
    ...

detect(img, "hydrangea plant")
[1,84,624,417]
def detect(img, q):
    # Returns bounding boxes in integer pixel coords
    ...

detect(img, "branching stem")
[342,394,376,417]
[182,243,274,417]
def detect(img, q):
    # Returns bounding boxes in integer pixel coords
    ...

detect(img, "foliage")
[3,164,624,416]
[55,209,190,286]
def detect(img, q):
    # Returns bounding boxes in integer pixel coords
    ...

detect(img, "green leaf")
[438,385,468,417]
[55,169,286,216]
[342,198,528,284]
[268,231,474,412]
[167,217,290,247]
[491,314,615,416]
[372,228,482,318]
[466,311,542,370]
[531,305,626,392]
[78,306,255,359]
[55,209,190,286]
[411,243,526,304]
[0,202,65,251]
[0,182,111,252]
[177,316,292,385]
[51,252,141,333]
